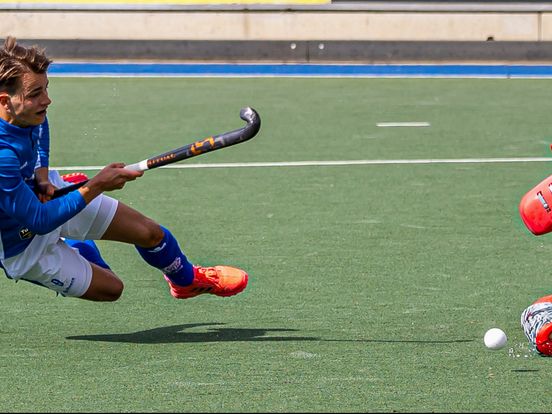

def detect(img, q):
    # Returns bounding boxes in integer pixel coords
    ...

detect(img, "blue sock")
[65,239,111,270]
[134,225,194,287]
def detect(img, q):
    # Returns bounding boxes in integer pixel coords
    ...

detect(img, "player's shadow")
[66,323,315,344]
[66,322,473,344]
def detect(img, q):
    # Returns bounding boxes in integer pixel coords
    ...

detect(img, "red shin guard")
[519,175,552,235]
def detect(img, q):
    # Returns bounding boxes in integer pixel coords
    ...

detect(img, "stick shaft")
[52,107,261,199]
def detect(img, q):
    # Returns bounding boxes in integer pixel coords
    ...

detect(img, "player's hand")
[35,181,56,203]
[76,163,143,204]
[92,162,144,192]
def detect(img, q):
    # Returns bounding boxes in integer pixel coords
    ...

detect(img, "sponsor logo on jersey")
[19,228,33,240]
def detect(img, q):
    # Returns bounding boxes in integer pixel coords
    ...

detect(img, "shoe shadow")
[66,322,473,345]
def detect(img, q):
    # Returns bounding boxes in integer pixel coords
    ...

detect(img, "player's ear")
[0,91,10,109]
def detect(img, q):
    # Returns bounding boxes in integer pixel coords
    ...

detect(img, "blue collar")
[0,117,36,139]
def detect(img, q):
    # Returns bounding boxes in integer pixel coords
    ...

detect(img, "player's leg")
[101,202,248,299]
[51,171,125,300]
[521,294,552,355]
[98,202,194,285]
[79,263,123,301]
[57,170,248,299]
[5,237,123,301]
[63,239,122,300]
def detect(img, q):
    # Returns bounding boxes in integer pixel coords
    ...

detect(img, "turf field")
[2,76,552,412]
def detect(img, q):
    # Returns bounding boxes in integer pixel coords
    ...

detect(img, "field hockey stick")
[52,107,261,199]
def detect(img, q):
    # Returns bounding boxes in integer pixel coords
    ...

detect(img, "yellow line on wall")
[0,0,330,4]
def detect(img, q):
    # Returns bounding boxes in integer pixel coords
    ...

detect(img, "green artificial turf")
[1,77,552,412]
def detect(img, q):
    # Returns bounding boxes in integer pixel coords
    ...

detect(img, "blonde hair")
[0,36,51,94]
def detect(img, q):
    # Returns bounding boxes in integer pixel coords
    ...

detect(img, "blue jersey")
[0,117,86,260]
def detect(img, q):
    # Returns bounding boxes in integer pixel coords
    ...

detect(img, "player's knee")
[139,220,165,248]
[103,278,124,301]
[82,273,124,302]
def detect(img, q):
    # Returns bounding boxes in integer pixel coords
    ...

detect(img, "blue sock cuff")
[135,226,194,286]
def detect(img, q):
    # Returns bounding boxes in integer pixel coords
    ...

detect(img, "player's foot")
[521,298,552,355]
[60,172,89,184]
[165,265,248,299]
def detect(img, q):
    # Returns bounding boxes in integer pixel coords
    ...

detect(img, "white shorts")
[2,171,119,297]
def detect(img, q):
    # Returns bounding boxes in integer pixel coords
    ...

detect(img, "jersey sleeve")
[35,118,50,169]
[0,147,87,235]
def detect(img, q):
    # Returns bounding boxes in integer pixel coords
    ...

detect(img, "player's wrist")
[77,180,103,203]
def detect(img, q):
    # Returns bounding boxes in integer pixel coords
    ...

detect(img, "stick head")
[240,107,255,122]
[519,174,552,235]
[238,107,261,139]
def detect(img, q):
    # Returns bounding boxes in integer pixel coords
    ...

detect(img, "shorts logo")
[62,277,75,295]
[19,228,33,240]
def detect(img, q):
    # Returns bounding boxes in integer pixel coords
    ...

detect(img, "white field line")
[377,122,431,127]
[52,157,552,170]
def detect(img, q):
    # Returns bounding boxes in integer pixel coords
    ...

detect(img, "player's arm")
[34,118,54,202]
[0,148,86,235]
[34,166,55,202]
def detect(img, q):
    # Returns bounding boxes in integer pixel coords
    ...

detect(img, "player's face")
[7,71,51,127]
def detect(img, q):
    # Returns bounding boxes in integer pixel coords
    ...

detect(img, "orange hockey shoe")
[521,295,552,356]
[60,172,89,184]
[165,265,248,299]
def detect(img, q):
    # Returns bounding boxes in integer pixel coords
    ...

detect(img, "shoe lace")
[196,267,220,284]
